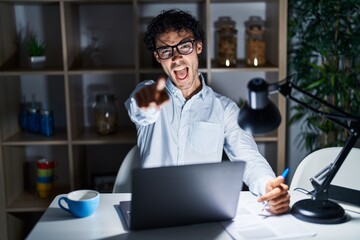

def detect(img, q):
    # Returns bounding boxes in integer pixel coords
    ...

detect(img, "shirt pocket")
[190,122,221,154]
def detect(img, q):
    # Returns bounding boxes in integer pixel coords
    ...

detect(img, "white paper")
[221,195,317,240]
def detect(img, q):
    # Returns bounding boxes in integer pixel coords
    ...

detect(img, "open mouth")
[174,67,188,81]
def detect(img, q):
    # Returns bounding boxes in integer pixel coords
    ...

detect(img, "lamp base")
[291,199,347,224]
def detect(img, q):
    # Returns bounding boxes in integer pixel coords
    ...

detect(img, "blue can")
[40,110,54,136]
[28,107,41,133]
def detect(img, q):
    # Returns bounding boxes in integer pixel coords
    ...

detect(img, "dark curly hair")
[144,9,206,51]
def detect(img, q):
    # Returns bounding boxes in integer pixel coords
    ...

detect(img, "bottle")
[215,17,237,67]
[27,107,40,133]
[40,109,54,136]
[245,16,266,67]
[94,94,118,135]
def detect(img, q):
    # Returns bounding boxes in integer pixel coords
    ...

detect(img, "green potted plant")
[26,34,46,69]
[288,0,360,153]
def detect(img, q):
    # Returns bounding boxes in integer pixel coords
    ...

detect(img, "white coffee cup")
[58,190,100,218]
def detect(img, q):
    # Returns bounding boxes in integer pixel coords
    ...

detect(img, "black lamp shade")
[238,77,281,134]
[238,101,281,134]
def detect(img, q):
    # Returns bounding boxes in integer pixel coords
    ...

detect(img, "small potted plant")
[26,34,46,69]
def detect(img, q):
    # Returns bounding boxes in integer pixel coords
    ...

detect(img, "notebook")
[119,161,245,230]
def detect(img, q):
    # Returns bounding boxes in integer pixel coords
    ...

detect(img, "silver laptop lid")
[129,161,245,230]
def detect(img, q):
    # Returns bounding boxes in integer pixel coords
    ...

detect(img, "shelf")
[1,129,68,146]
[68,67,136,75]
[254,131,278,142]
[1,127,137,146]
[138,0,206,3]
[60,62,280,74]
[210,0,268,3]
[6,186,70,213]
[210,60,278,72]
[72,126,137,145]
[0,69,65,76]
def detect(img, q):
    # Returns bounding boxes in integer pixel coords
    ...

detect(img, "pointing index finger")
[154,77,169,107]
[156,77,166,91]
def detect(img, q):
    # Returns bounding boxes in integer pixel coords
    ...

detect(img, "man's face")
[154,29,203,98]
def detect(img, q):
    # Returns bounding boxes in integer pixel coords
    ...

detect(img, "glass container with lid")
[93,93,118,135]
[215,16,237,67]
[245,16,266,67]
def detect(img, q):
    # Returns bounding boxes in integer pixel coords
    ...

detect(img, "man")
[125,9,290,214]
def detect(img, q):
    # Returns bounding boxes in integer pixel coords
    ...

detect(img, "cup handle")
[58,197,70,213]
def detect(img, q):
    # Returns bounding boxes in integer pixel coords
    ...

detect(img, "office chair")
[290,147,360,193]
[112,145,140,193]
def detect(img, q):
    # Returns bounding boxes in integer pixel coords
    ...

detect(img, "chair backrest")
[290,147,360,192]
[112,145,140,193]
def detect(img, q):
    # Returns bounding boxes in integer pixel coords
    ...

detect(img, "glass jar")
[215,16,237,67]
[245,16,266,67]
[94,94,118,135]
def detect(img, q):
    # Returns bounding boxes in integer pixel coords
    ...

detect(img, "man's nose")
[172,47,182,59]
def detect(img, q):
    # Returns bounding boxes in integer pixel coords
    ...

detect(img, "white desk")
[26,191,360,240]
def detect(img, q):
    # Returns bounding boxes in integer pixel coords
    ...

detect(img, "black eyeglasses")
[155,39,197,60]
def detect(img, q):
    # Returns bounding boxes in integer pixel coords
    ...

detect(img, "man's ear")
[154,52,161,63]
[196,41,203,54]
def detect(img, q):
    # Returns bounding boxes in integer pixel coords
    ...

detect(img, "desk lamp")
[238,74,360,224]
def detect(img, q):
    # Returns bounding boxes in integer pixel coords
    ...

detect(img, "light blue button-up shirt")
[125,74,275,195]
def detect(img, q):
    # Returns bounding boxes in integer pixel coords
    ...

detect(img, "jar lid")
[245,16,265,30]
[40,109,53,115]
[27,107,38,113]
[215,16,236,29]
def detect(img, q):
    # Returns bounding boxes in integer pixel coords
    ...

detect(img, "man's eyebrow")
[156,38,193,49]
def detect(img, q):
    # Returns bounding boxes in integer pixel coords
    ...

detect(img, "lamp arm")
[272,75,360,201]
[285,93,350,130]
[310,130,359,201]
[276,79,359,123]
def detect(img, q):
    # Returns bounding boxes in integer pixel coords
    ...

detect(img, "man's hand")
[257,176,290,215]
[135,77,170,110]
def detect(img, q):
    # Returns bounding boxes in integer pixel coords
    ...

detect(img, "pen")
[281,168,289,179]
[261,168,289,212]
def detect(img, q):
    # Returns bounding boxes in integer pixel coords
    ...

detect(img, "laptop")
[119,161,245,230]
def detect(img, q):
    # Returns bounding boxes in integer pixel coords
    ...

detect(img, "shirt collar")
[165,73,209,101]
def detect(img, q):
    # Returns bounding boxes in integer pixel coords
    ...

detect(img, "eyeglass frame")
[154,39,198,60]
